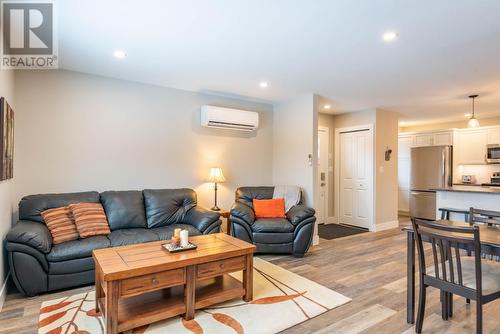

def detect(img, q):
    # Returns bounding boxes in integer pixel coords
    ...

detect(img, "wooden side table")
[218,210,231,235]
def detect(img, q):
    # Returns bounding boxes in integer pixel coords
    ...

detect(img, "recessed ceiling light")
[113,50,126,59]
[324,104,331,110]
[259,81,268,88]
[382,31,399,42]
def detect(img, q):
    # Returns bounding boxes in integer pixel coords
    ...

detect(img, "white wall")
[0,70,15,310]
[273,94,317,207]
[14,70,274,212]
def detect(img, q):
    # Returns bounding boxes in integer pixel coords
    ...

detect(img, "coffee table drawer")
[121,268,185,297]
[197,256,246,279]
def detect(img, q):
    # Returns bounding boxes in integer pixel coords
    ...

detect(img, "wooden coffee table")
[92,233,256,334]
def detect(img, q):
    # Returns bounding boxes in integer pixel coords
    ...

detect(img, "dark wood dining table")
[404,220,500,324]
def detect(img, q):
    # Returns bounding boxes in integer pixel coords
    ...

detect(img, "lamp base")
[211,206,221,211]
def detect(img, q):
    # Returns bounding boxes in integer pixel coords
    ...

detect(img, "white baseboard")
[398,210,410,217]
[374,220,399,232]
[0,271,10,313]
[325,216,337,224]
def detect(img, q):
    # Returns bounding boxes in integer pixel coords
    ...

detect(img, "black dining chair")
[411,218,500,334]
[469,207,500,262]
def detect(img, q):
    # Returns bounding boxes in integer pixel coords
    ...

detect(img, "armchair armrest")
[6,220,53,254]
[230,202,255,225]
[183,206,220,233]
[287,205,315,225]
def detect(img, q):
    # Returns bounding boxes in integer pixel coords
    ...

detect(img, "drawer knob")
[152,278,159,285]
[220,263,224,269]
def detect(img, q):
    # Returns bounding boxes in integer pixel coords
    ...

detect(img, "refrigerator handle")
[442,149,446,187]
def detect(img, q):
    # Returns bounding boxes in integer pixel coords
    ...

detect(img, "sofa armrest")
[6,220,53,254]
[183,206,220,233]
[230,202,255,225]
[287,205,315,225]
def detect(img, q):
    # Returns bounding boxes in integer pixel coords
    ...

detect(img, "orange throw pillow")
[253,198,286,219]
[41,206,79,244]
[69,203,111,238]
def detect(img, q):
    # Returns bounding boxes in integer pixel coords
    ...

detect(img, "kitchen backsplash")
[456,164,500,184]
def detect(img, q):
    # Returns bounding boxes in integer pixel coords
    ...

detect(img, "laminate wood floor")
[1,218,499,334]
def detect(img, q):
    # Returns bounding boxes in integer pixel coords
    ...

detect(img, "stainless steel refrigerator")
[410,145,452,220]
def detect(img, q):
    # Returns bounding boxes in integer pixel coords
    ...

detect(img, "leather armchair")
[230,186,316,257]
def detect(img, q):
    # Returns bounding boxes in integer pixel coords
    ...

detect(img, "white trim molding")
[0,271,11,312]
[373,220,399,232]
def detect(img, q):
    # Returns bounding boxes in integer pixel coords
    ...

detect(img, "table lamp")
[207,167,226,211]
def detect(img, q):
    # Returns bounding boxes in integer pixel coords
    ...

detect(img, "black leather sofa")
[230,187,315,257]
[6,189,221,296]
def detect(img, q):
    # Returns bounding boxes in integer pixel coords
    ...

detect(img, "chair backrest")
[411,218,482,295]
[469,207,500,227]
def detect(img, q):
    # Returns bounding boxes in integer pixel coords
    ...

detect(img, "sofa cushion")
[143,189,197,228]
[107,228,159,247]
[251,218,294,233]
[100,191,147,230]
[46,236,110,262]
[69,203,111,238]
[49,257,95,275]
[235,187,274,208]
[151,224,202,241]
[252,232,294,244]
[41,206,79,244]
[19,191,100,223]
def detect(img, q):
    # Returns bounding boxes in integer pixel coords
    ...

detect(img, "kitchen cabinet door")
[457,129,487,164]
[398,135,414,158]
[487,128,500,144]
[414,134,433,147]
[433,131,453,146]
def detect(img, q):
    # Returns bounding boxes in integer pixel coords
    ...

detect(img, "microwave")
[486,144,500,164]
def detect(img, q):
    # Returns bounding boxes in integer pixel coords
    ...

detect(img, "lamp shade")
[207,167,226,183]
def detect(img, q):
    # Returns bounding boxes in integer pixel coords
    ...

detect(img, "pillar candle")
[174,228,181,238]
[180,229,189,247]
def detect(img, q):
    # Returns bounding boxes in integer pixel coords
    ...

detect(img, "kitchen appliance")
[461,175,475,184]
[410,146,452,220]
[486,144,500,164]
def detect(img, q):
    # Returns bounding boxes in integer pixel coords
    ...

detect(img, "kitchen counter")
[433,185,500,194]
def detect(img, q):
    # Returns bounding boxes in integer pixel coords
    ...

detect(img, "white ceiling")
[58,0,500,124]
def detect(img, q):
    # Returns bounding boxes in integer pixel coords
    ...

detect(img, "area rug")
[318,223,368,240]
[38,258,350,334]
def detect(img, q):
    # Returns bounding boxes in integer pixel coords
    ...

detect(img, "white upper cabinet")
[487,128,500,144]
[456,129,487,165]
[398,135,414,158]
[414,133,433,147]
[433,131,454,146]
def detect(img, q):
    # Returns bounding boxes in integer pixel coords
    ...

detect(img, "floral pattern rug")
[38,257,351,334]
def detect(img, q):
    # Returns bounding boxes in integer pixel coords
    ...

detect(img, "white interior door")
[317,127,329,224]
[339,130,373,229]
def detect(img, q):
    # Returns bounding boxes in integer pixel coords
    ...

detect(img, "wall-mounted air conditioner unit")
[201,105,259,132]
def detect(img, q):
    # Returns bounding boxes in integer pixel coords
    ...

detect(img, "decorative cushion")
[69,203,110,238]
[253,198,286,219]
[41,206,79,244]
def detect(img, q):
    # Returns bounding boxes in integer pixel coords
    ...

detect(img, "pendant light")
[467,94,480,128]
